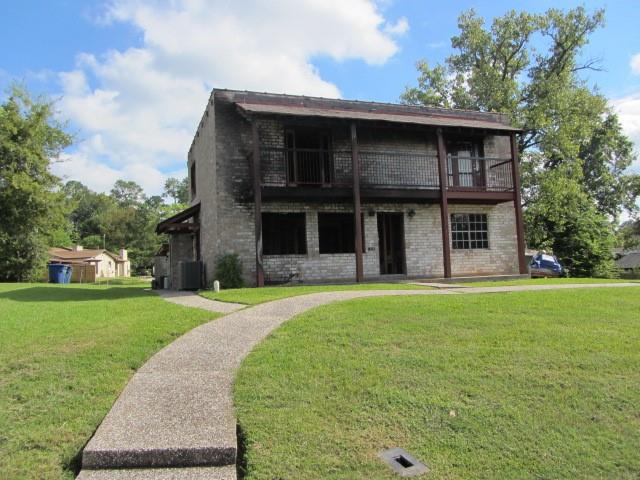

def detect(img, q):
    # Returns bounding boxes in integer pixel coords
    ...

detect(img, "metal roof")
[236,102,521,131]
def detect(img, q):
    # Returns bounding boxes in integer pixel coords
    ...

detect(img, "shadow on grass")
[236,423,248,480]
[0,286,152,303]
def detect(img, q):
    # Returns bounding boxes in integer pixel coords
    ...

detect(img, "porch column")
[510,133,527,274]
[252,120,264,287]
[351,122,364,282]
[436,128,452,278]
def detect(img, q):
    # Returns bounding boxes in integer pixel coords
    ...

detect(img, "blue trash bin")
[48,264,67,283]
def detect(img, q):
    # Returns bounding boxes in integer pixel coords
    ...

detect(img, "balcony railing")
[260,147,514,192]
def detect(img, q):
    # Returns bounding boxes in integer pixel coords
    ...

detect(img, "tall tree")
[110,179,146,207]
[0,86,72,281]
[402,7,639,276]
[163,177,189,204]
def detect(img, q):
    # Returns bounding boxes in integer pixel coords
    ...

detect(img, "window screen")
[451,213,488,249]
[262,213,307,255]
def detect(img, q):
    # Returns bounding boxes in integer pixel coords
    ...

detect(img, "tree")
[524,169,616,277]
[110,179,146,207]
[402,6,638,275]
[163,177,189,204]
[0,85,72,281]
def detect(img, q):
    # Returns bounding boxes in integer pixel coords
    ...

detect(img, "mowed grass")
[200,283,430,305]
[465,277,640,287]
[235,288,640,479]
[0,283,216,479]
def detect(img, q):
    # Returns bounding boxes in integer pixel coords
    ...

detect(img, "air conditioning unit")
[178,261,202,290]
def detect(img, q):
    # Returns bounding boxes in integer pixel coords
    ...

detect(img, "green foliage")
[616,221,640,251]
[0,85,72,281]
[524,171,616,277]
[163,177,189,204]
[214,253,245,289]
[401,6,638,276]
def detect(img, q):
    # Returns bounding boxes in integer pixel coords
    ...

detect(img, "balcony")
[259,147,515,202]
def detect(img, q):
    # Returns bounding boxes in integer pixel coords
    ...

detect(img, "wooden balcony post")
[351,123,364,282]
[510,133,527,274]
[436,128,452,278]
[252,120,264,287]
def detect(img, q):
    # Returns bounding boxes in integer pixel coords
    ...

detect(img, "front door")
[377,213,406,275]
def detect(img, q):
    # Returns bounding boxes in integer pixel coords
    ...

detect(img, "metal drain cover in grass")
[379,448,429,477]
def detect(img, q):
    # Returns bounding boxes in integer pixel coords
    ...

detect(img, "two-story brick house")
[156,89,527,288]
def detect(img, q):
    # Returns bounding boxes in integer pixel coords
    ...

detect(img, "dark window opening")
[285,128,333,185]
[262,213,307,255]
[451,213,488,249]
[447,139,485,188]
[318,213,364,254]
[190,163,196,196]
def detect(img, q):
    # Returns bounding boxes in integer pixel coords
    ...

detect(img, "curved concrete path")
[78,282,640,479]
[157,290,245,314]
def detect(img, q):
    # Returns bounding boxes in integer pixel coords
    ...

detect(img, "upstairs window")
[190,163,196,197]
[285,128,332,185]
[451,213,488,249]
[262,213,307,255]
[318,213,365,254]
[447,139,485,188]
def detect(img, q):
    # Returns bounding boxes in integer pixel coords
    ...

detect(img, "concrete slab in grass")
[77,466,236,480]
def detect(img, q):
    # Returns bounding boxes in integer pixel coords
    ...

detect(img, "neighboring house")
[157,89,528,288]
[49,246,131,278]
[616,251,640,276]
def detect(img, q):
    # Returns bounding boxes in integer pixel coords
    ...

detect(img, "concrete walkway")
[78,282,640,479]
[156,290,245,314]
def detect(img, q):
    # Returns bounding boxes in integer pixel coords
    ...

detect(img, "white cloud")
[611,92,640,170]
[631,53,640,75]
[384,16,409,36]
[56,0,406,194]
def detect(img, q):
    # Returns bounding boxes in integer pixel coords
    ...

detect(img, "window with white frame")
[451,214,488,249]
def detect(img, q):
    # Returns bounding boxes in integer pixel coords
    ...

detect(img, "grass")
[200,282,430,305]
[0,283,217,479]
[464,277,640,287]
[235,287,640,479]
[200,277,639,305]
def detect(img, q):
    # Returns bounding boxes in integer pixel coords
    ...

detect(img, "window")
[285,128,333,185]
[447,140,485,188]
[451,214,488,249]
[318,213,365,254]
[190,163,196,196]
[262,213,307,255]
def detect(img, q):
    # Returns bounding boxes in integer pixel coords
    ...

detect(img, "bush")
[215,253,244,289]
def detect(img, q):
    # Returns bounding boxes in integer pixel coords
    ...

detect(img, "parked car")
[530,252,565,278]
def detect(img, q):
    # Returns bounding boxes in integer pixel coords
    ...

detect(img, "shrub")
[215,253,244,289]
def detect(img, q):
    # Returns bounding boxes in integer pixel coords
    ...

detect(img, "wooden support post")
[436,128,452,278]
[351,123,364,282]
[252,120,264,287]
[510,133,527,275]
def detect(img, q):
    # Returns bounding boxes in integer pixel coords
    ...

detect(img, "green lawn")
[235,287,640,479]
[200,283,430,305]
[464,277,640,287]
[0,283,217,479]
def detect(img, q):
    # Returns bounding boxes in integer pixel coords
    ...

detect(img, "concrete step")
[77,466,236,480]
[81,371,236,469]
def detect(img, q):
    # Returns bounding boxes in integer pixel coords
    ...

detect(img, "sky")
[2,0,640,197]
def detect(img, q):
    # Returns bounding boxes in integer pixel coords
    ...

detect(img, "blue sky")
[2,0,639,195]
